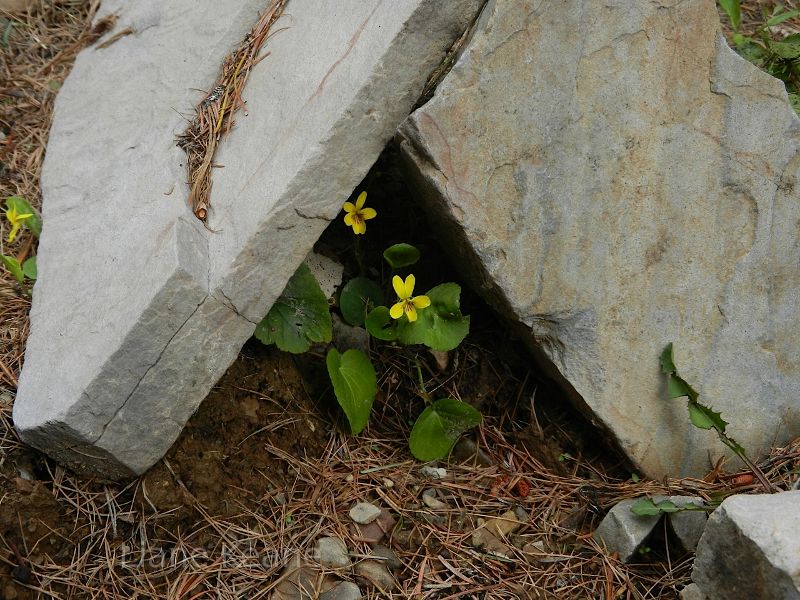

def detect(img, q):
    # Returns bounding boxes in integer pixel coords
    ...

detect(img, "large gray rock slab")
[13,0,482,479]
[692,491,800,599]
[398,0,800,478]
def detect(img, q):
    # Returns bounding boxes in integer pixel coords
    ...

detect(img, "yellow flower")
[389,274,431,322]
[5,206,33,243]
[342,191,376,235]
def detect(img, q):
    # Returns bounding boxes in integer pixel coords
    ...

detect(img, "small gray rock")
[313,537,351,569]
[353,508,396,545]
[593,498,660,562]
[354,559,397,592]
[319,581,362,600]
[667,496,708,553]
[422,488,448,510]
[420,466,447,479]
[349,502,382,525]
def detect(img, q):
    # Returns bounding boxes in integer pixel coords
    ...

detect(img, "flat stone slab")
[13,0,482,479]
[398,0,800,478]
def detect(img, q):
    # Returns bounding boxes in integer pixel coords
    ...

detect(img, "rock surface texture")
[398,0,800,477]
[692,491,800,599]
[14,0,482,478]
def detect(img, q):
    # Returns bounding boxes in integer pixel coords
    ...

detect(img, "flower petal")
[8,223,20,244]
[361,207,377,220]
[389,302,404,320]
[404,274,416,297]
[412,295,431,309]
[354,220,366,235]
[405,303,418,322]
[344,213,354,226]
[355,191,367,210]
[343,201,356,214]
[392,275,405,299]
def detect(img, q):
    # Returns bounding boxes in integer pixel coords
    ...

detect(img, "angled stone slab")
[398,0,800,478]
[14,0,482,479]
[692,491,800,599]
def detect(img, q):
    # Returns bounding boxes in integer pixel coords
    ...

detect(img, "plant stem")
[717,430,775,493]
[413,356,431,405]
[354,234,364,276]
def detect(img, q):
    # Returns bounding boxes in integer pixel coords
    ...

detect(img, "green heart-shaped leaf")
[326,347,377,434]
[383,243,420,269]
[409,398,481,461]
[397,283,469,351]
[1,254,24,284]
[365,306,399,341]
[255,263,332,353]
[339,277,383,326]
[22,256,37,280]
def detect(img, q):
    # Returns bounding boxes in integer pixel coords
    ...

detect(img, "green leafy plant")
[383,243,420,269]
[409,398,482,461]
[629,497,707,517]
[256,191,480,461]
[2,196,40,287]
[719,0,800,112]
[326,348,377,435]
[254,263,332,353]
[1,255,36,284]
[339,277,384,327]
[660,343,773,492]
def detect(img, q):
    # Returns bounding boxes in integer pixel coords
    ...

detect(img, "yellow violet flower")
[389,274,431,322]
[5,206,33,243]
[342,191,376,235]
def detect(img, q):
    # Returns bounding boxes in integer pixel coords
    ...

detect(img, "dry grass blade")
[176,0,288,223]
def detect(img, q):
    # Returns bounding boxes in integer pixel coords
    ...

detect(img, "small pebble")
[484,509,525,537]
[355,559,397,591]
[314,536,351,568]
[381,478,394,488]
[345,474,354,483]
[349,502,382,525]
[354,509,396,544]
[422,489,448,510]
[420,466,447,479]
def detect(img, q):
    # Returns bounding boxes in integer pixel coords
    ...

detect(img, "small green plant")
[660,343,773,492]
[257,191,480,460]
[2,196,40,286]
[719,0,800,112]
[630,497,707,517]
